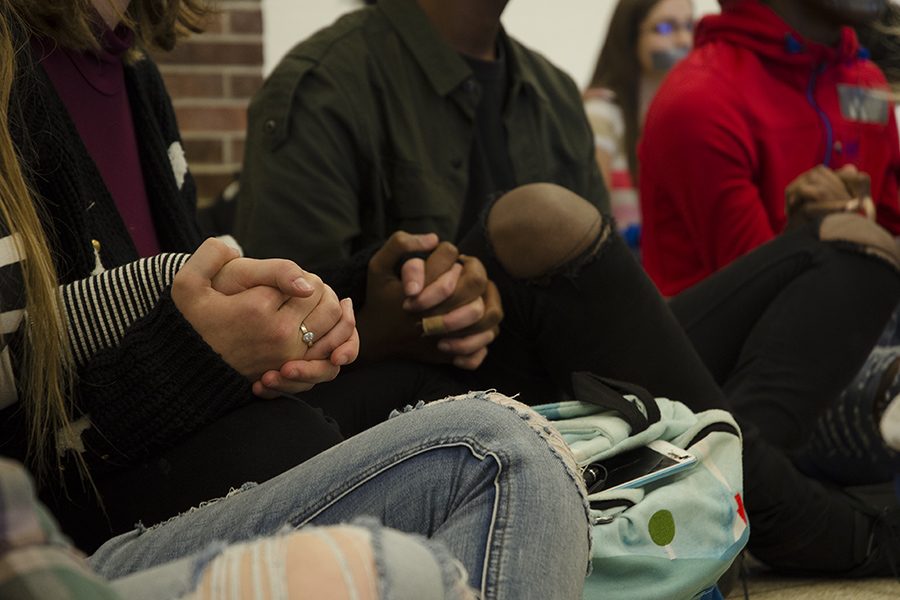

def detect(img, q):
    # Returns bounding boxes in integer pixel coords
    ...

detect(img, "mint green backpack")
[534,373,749,600]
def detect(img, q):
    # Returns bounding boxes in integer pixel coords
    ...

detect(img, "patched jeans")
[91,392,591,600]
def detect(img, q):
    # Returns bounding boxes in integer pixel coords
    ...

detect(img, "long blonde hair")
[3,1,210,487]
[0,2,77,485]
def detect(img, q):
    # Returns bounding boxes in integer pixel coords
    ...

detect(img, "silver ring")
[300,322,315,348]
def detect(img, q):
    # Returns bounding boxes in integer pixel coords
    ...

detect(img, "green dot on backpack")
[648,510,676,546]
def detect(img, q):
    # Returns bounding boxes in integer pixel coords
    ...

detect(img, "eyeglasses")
[645,19,694,36]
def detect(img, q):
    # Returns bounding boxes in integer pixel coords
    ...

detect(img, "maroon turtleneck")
[33,25,161,257]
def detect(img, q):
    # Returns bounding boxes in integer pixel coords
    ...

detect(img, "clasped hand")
[784,164,875,227]
[357,232,503,369]
[171,238,359,398]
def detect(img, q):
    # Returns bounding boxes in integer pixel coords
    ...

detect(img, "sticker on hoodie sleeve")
[837,84,889,124]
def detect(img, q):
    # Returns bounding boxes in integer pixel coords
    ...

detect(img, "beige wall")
[262,0,721,88]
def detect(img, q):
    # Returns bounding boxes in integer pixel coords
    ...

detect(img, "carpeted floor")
[725,559,898,599]
[725,573,897,599]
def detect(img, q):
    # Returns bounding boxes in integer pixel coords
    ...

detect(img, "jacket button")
[833,141,843,154]
[264,119,277,133]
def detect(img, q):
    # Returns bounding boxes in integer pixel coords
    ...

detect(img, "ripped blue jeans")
[90,392,591,600]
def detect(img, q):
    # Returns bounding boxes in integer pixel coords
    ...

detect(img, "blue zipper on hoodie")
[787,32,835,167]
[806,63,834,167]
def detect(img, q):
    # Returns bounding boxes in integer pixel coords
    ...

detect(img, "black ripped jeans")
[310,218,899,574]
[669,224,900,452]
[463,218,899,574]
[460,217,897,454]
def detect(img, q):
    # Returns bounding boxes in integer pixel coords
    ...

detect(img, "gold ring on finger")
[300,322,316,348]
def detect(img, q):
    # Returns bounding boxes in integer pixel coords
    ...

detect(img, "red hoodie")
[639,0,900,296]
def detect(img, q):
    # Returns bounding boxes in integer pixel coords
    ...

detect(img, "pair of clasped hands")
[785,164,875,226]
[171,232,502,398]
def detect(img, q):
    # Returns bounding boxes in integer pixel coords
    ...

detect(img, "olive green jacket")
[236,0,609,280]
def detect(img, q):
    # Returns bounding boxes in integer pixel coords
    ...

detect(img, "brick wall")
[154,0,263,208]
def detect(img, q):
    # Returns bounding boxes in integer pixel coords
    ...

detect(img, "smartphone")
[583,440,697,494]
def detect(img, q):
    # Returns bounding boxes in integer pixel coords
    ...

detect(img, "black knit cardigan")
[3,43,253,469]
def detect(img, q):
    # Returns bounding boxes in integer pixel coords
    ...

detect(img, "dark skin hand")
[357,231,503,369]
[784,164,874,229]
[403,243,503,369]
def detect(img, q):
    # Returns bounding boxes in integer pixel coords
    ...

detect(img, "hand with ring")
[252,292,359,398]
[173,239,359,398]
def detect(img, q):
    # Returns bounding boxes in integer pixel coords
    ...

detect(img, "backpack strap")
[571,372,661,434]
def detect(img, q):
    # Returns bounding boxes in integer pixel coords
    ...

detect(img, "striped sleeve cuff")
[0,232,26,342]
[62,253,191,366]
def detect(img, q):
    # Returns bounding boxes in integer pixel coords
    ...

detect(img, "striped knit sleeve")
[62,253,190,366]
[0,232,26,347]
[0,231,26,409]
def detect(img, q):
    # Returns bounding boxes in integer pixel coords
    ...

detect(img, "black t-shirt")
[457,45,517,240]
